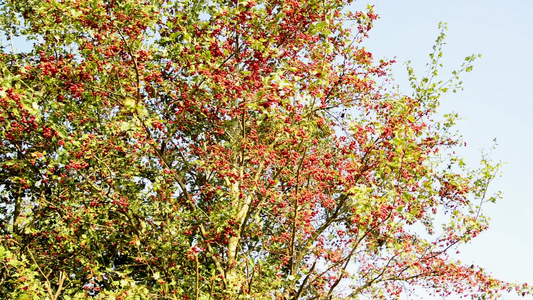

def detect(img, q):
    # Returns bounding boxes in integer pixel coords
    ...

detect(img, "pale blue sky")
[352,1,533,299]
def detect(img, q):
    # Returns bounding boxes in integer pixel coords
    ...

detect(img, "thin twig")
[195,254,200,300]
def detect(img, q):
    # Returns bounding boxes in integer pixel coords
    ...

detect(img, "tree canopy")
[0,0,530,299]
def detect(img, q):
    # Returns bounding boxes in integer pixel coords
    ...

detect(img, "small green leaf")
[153,272,160,280]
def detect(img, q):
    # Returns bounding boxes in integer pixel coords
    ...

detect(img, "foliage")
[0,0,529,299]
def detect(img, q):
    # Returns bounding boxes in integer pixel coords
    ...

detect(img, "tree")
[0,0,529,299]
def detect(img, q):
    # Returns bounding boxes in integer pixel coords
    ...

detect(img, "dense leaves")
[0,0,530,299]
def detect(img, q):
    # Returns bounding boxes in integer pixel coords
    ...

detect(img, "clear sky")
[351,1,533,299]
